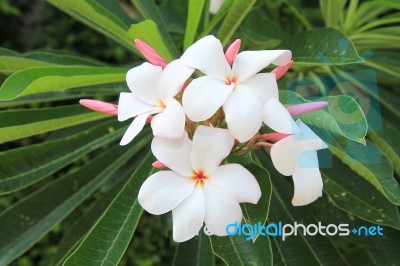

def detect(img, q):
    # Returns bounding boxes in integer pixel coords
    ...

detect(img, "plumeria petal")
[263,98,299,134]
[287,101,328,116]
[240,73,278,104]
[291,150,323,206]
[232,50,292,82]
[295,120,328,150]
[209,0,224,14]
[151,98,185,139]
[225,39,241,66]
[203,182,242,236]
[119,112,151,145]
[270,136,300,176]
[183,76,234,121]
[138,171,195,215]
[152,132,193,176]
[223,86,263,142]
[157,59,194,100]
[272,60,293,80]
[126,62,162,105]
[135,39,167,68]
[209,164,261,204]
[180,35,231,79]
[172,186,205,242]
[79,99,118,115]
[191,126,234,173]
[117,92,154,122]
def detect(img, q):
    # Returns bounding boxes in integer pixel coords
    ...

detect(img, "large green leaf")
[321,155,400,229]
[184,0,206,49]
[0,141,147,266]
[0,66,125,100]
[172,232,214,266]
[0,85,123,108]
[130,0,178,56]
[210,234,272,266]
[127,19,176,62]
[369,118,400,176]
[0,120,127,194]
[283,92,368,145]
[229,152,271,241]
[279,28,363,65]
[241,8,288,47]
[217,0,256,46]
[63,152,155,266]
[47,0,135,53]
[0,105,109,144]
[330,140,400,206]
[0,48,105,73]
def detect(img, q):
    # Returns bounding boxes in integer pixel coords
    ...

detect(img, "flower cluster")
[80,35,328,242]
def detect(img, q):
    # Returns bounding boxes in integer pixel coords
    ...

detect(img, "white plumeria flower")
[138,126,261,242]
[118,60,194,145]
[209,0,224,14]
[180,35,297,143]
[270,120,328,206]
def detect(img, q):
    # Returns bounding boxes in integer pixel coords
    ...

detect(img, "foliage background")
[0,0,399,265]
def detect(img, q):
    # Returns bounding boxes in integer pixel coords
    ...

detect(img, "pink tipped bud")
[152,160,166,169]
[79,99,118,115]
[135,39,168,68]
[225,39,241,65]
[261,132,292,142]
[287,101,328,116]
[272,60,293,80]
[146,115,153,122]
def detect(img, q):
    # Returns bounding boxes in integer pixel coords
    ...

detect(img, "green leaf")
[210,234,272,266]
[0,66,125,101]
[241,8,288,47]
[172,232,215,266]
[127,20,175,62]
[63,152,155,266]
[0,142,147,266]
[130,0,178,56]
[184,0,206,50]
[228,152,271,241]
[330,140,400,206]
[321,155,400,229]
[319,0,346,28]
[369,118,400,176]
[52,175,129,266]
[0,48,105,73]
[283,92,368,145]
[46,0,135,53]
[217,0,256,46]
[0,120,127,194]
[0,105,109,144]
[279,28,363,65]
[0,85,123,108]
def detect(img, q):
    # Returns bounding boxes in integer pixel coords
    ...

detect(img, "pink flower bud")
[287,101,328,116]
[261,132,291,142]
[79,99,118,115]
[152,160,166,169]
[225,39,241,65]
[272,60,293,80]
[135,39,168,68]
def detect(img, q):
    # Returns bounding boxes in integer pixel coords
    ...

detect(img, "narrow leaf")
[0,66,125,101]
[64,152,155,266]
[184,0,206,49]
